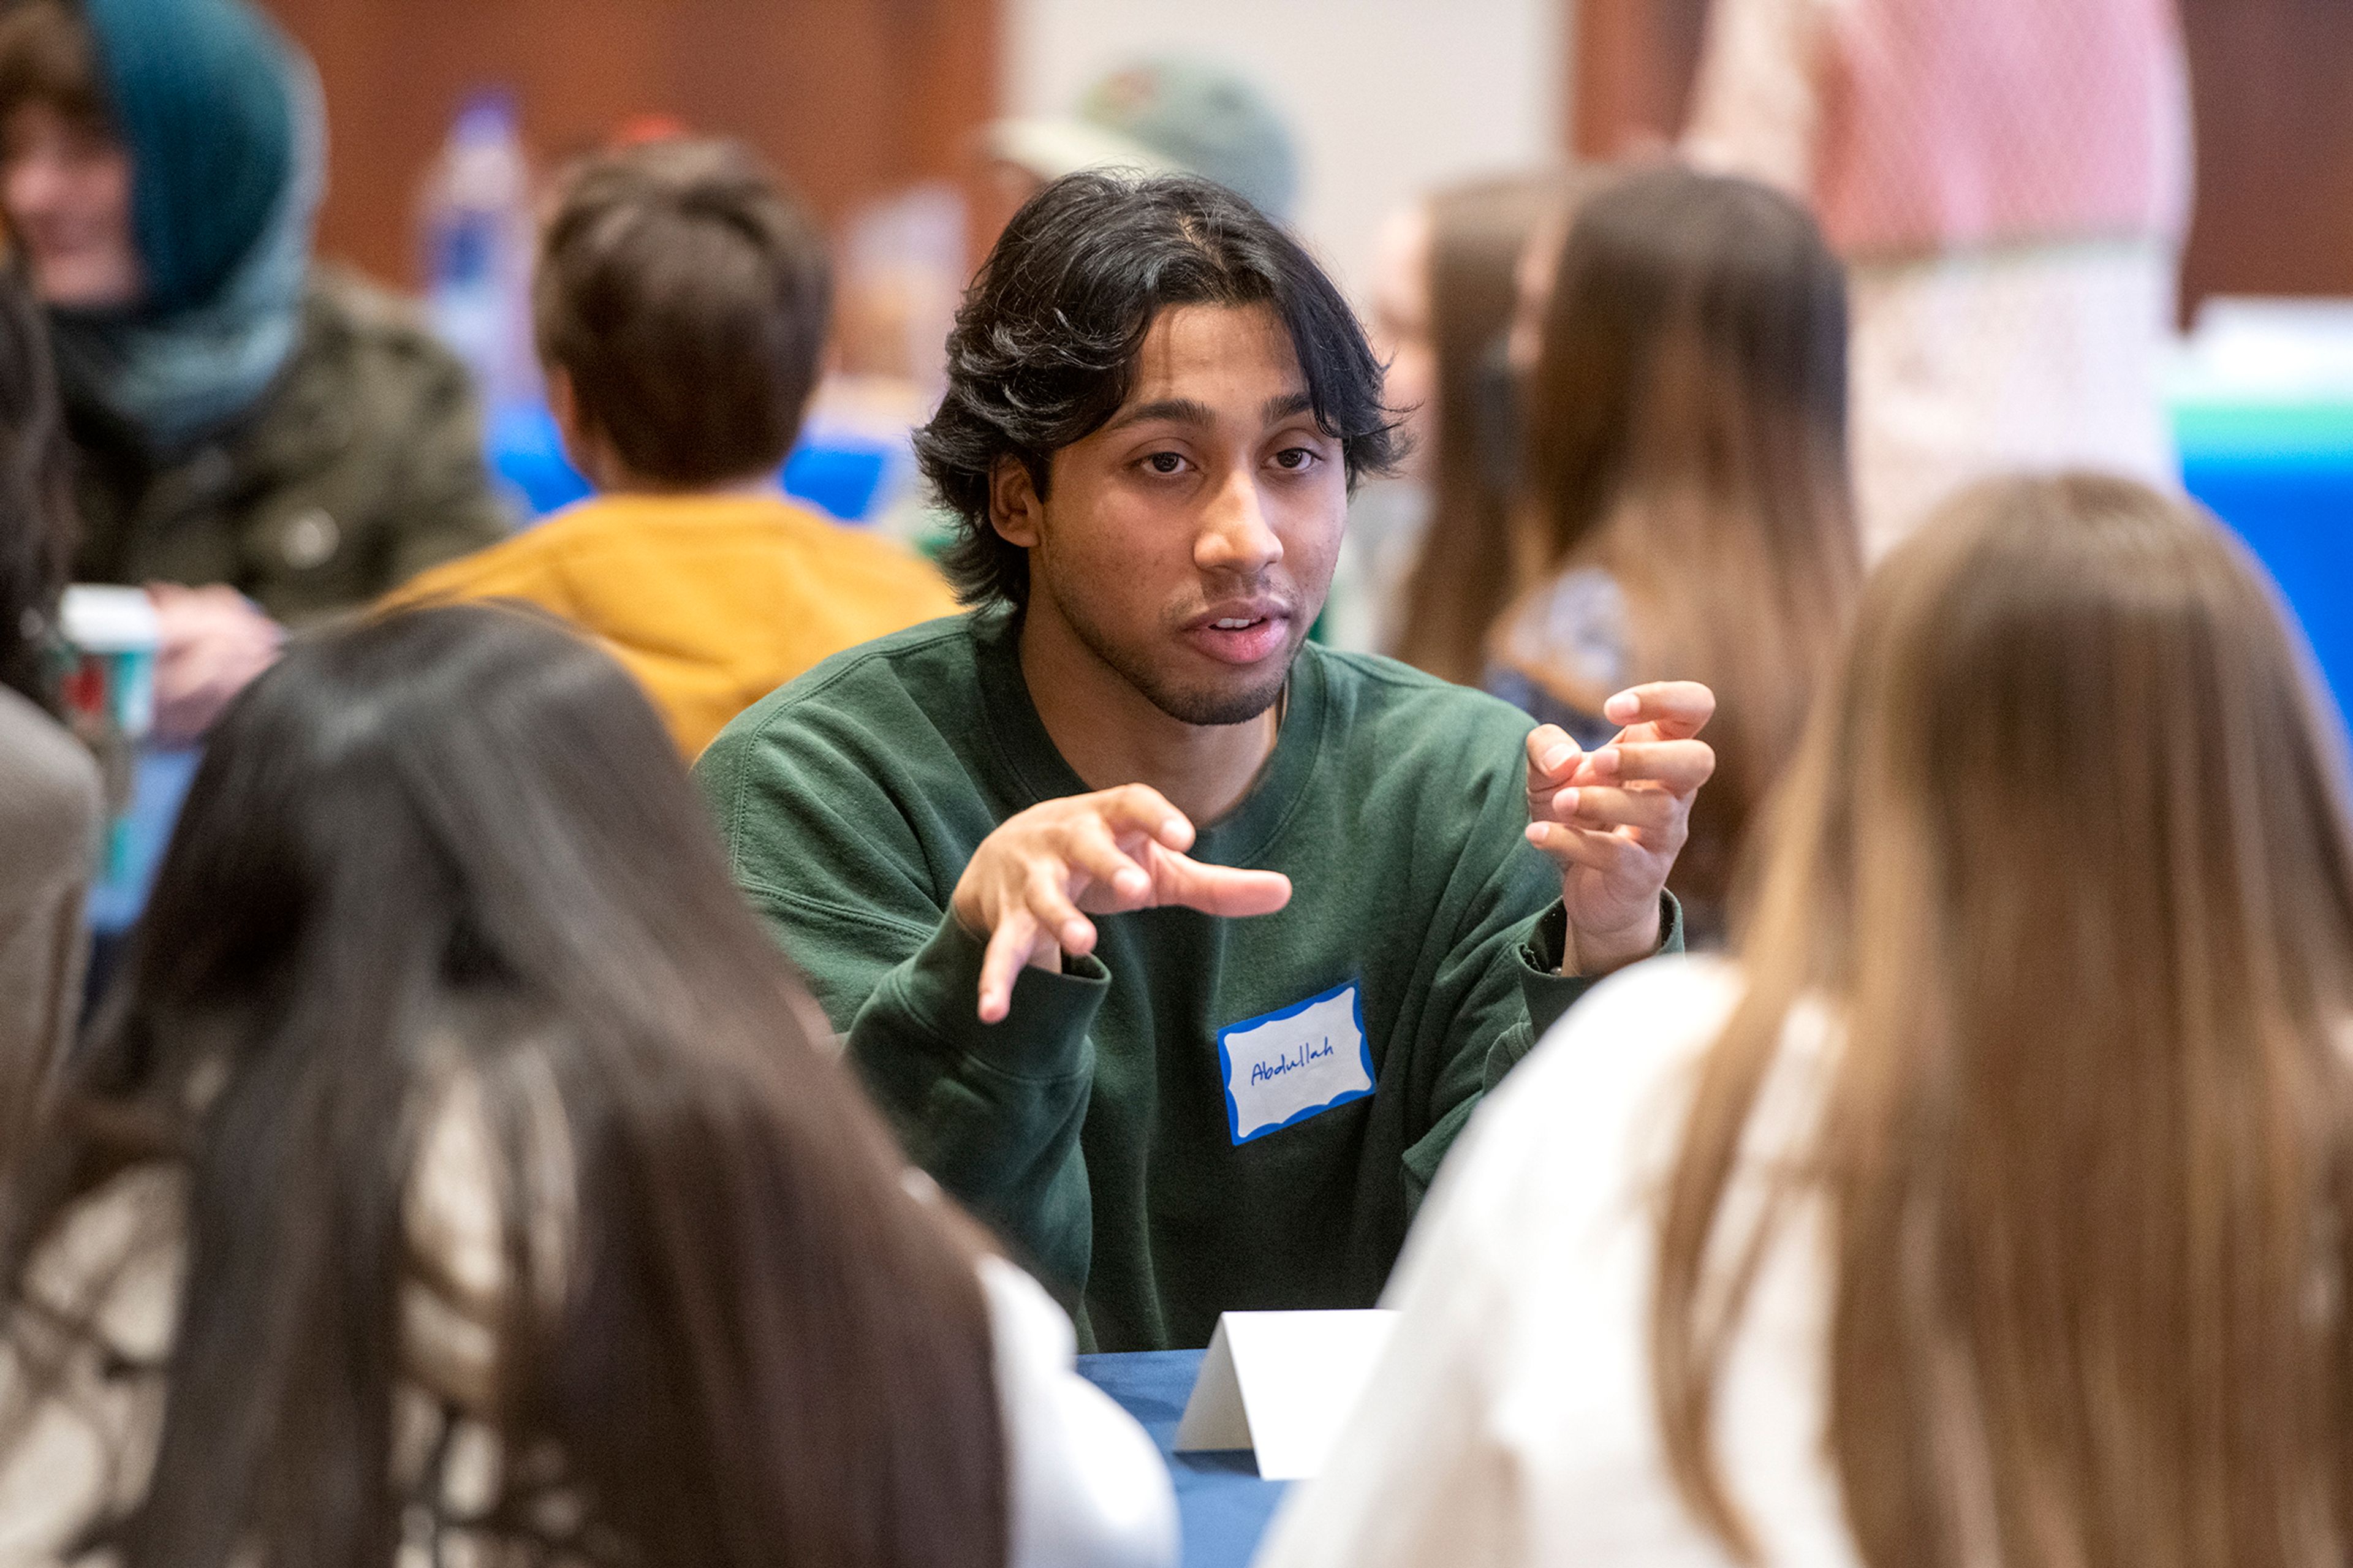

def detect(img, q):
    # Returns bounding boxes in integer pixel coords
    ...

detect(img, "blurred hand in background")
[148,583,282,745]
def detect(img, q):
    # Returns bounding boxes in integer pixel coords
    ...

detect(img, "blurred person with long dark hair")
[1487,167,1859,941]
[1684,0,2191,554]
[1355,169,1588,676]
[0,603,1174,1568]
[0,260,96,1170]
[0,0,510,740]
[1259,473,2353,1568]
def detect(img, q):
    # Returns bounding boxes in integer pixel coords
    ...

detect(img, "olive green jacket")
[68,266,513,625]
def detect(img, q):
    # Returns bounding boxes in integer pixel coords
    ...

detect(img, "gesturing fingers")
[1576,738,1717,795]
[1525,819,1655,882]
[1061,817,1153,908]
[1543,782,1684,838]
[1094,782,1198,853]
[1152,851,1294,918]
[978,905,1051,1025]
[1023,863,1096,958]
[1600,681,1717,742]
[957,784,1284,1023]
[1525,723,1584,784]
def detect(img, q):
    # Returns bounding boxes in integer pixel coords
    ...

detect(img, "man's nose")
[1195,466,1284,575]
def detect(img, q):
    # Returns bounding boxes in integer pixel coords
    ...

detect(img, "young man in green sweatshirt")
[695,172,1716,1351]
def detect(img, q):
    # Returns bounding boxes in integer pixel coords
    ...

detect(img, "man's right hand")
[951,784,1292,1023]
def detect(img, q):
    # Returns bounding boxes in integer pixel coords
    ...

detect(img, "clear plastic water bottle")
[421,89,537,414]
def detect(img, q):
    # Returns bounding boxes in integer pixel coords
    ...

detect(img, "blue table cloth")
[1077,1350,1286,1568]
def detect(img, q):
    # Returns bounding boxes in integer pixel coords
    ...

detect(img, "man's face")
[1,100,139,309]
[996,301,1347,727]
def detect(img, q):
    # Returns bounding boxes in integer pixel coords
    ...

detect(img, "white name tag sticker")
[1217,980,1374,1145]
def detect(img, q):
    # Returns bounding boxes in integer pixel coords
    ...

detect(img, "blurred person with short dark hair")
[1684,0,2191,554]
[1260,474,2353,1568]
[1485,167,1861,942]
[0,260,96,1168]
[0,0,511,739]
[0,601,1176,1568]
[697,172,1717,1352]
[385,138,958,758]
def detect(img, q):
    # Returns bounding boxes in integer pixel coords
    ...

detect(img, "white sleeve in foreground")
[1250,1132,1528,1568]
[982,1256,1178,1568]
[1253,955,1756,1568]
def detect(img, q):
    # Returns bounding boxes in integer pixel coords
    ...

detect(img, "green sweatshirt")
[695,607,1680,1350]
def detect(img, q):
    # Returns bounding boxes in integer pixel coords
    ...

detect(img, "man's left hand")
[1522,681,1716,976]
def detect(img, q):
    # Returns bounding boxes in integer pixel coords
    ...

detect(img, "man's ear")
[548,366,629,492]
[989,455,1044,549]
[547,365,585,451]
[547,366,601,471]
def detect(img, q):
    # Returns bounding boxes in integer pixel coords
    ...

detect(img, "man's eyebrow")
[1264,390,1316,423]
[1102,397,1217,434]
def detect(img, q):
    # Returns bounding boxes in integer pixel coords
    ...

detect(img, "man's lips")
[1180,602,1292,665]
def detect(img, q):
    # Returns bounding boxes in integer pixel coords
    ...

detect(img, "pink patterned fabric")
[1813,0,2191,259]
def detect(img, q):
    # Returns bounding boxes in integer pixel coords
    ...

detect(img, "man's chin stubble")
[1097,631,1295,727]
[1054,577,1306,728]
[1142,675,1287,728]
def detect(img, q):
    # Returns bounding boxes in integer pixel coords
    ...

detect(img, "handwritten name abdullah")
[1249,1036,1337,1085]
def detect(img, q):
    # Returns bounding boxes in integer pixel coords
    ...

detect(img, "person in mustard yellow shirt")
[387,137,958,757]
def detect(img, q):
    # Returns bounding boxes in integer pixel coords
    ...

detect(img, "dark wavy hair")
[915,171,1401,608]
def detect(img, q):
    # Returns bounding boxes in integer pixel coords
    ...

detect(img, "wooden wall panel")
[256,0,1000,288]
[1569,0,1710,161]
[2177,0,2353,311]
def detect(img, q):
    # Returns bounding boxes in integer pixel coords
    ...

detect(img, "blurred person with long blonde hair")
[1258,472,2353,1568]
[1366,168,1634,680]
[1347,169,1579,673]
[1488,167,1859,941]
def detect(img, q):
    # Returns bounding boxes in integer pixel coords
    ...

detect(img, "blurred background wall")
[256,0,998,289]
[1571,0,2353,319]
[1005,0,1561,295]
[254,0,2351,319]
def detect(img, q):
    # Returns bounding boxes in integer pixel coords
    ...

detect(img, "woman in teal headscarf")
[0,0,509,737]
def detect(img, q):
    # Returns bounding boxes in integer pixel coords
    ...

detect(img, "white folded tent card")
[1173,1309,1401,1480]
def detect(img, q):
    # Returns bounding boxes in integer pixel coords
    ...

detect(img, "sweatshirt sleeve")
[1393,735,1685,1211]
[846,916,1108,1293]
[694,670,1109,1296]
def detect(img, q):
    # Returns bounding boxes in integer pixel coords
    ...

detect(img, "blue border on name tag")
[1216,978,1376,1146]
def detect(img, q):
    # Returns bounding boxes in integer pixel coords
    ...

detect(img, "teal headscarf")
[47,0,322,455]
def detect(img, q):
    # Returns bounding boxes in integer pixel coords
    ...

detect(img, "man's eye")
[1145,452,1186,475]
[1273,447,1319,471]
